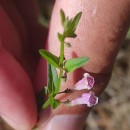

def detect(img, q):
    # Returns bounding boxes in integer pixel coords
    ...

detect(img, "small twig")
[57,88,73,94]
[60,99,71,104]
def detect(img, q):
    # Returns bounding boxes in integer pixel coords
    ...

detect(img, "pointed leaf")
[65,12,82,38]
[65,57,89,72]
[42,99,50,109]
[60,9,65,26]
[63,17,69,29]
[70,12,82,32]
[49,95,54,105]
[47,64,59,95]
[39,49,60,68]
[51,65,58,92]
[47,63,53,94]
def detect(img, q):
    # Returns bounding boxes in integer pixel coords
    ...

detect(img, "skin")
[0,0,130,130]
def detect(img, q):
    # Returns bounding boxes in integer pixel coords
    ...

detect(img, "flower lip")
[70,91,98,107]
[74,73,95,90]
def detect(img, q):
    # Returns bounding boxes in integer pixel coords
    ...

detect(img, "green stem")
[56,36,65,93]
[59,41,65,65]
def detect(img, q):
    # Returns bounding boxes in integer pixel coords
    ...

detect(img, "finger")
[0,46,37,130]
[37,0,130,130]
[0,7,37,130]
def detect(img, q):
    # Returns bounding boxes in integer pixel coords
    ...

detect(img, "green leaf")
[47,63,53,94]
[49,96,60,109]
[49,95,54,105]
[63,12,82,38]
[52,100,60,109]
[47,64,59,95]
[66,12,82,38]
[63,17,70,29]
[39,49,60,68]
[51,65,58,92]
[42,99,50,109]
[65,57,89,72]
[70,12,82,32]
[60,9,65,26]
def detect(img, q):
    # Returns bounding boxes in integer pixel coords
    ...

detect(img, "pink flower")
[74,73,95,90]
[70,91,98,107]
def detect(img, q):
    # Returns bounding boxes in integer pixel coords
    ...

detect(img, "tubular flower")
[70,91,98,107]
[74,73,95,90]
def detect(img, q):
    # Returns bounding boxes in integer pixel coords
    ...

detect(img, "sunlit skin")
[0,0,130,130]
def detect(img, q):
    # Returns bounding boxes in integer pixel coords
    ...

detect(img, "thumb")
[37,0,130,130]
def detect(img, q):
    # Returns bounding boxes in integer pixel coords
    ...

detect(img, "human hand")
[0,0,130,130]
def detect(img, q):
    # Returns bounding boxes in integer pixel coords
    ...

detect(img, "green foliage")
[63,17,70,31]
[42,95,60,109]
[60,10,82,38]
[47,64,58,94]
[47,63,54,94]
[60,9,65,26]
[65,12,82,38]
[42,63,60,109]
[51,65,58,93]
[65,57,89,72]
[42,98,50,109]
[40,9,89,110]
[49,94,54,105]
[39,49,60,68]
[52,99,60,109]
[49,95,60,109]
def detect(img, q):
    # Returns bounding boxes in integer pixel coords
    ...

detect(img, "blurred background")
[0,0,130,130]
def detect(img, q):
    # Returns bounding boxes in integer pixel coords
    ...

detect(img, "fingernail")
[42,115,86,130]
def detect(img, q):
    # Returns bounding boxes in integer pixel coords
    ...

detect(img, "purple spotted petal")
[70,91,98,107]
[74,73,95,90]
